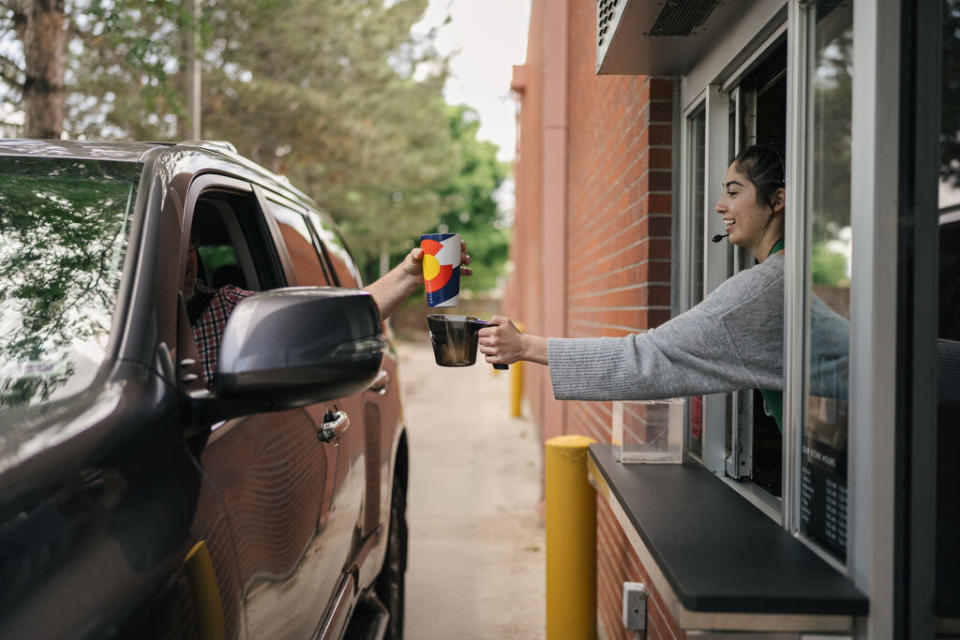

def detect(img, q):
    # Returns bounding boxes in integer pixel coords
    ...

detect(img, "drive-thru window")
[511,0,957,637]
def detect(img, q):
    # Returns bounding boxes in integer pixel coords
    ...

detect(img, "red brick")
[649,147,672,170]
[649,100,674,123]
[648,193,672,214]
[649,123,673,145]
[648,170,672,191]
[643,214,673,237]
[650,77,674,99]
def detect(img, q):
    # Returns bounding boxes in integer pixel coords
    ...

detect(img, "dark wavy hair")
[733,144,785,210]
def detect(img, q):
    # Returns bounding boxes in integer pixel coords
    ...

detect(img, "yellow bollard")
[511,360,524,417]
[509,322,526,416]
[545,435,597,640]
[184,540,226,640]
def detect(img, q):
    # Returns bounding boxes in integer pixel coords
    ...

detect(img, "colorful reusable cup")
[420,233,461,307]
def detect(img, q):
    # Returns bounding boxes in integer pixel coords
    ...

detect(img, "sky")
[415,0,532,163]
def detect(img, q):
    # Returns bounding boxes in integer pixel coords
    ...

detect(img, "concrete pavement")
[396,339,545,639]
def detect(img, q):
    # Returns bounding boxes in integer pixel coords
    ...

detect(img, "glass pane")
[728,44,787,489]
[0,158,140,409]
[269,201,332,286]
[688,109,706,457]
[937,0,960,617]
[800,0,853,562]
[941,0,960,212]
[305,210,364,288]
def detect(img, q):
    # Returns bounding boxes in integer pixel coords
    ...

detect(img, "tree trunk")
[18,0,66,139]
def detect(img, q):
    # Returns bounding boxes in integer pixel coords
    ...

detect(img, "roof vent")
[648,0,721,37]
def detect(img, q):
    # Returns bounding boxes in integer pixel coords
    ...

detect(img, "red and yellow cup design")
[420,232,460,307]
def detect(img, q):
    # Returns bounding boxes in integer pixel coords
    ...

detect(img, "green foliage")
[810,242,849,287]
[432,104,510,292]
[808,23,852,293]
[811,29,852,239]
[198,245,238,281]
[66,0,459,267]
[358,104,511,293]
[4,1,512,295]
[66,0,200,138]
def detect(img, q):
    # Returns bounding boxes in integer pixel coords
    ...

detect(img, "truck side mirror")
[207,287,385,416]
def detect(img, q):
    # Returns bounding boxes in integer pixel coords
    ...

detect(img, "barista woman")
[478,144,789,422]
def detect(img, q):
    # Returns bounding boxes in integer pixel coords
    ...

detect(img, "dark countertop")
[589,443,869,615]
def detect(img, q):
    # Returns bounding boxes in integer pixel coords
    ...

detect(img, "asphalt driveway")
[396,339,545,639]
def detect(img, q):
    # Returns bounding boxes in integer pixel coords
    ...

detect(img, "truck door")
[178,177,340,639]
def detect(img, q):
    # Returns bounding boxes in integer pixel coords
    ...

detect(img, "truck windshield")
[0,157,142,410]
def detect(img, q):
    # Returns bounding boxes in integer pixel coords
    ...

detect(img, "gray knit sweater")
[548,253,960,404]
[548,255,787,401]
[548,254,854,401]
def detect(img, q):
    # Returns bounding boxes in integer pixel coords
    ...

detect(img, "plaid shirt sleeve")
[192,285,254,390]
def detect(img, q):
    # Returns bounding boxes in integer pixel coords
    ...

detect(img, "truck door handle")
[318,410,350,442]
[368,370,389,395]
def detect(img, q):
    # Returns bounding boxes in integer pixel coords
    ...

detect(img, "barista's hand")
[400,239,473,283]
[478,316,548,366]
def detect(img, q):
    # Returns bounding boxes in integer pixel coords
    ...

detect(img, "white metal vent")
[648,0,721,37]
[597,0,624,49]
[596,0,744,76]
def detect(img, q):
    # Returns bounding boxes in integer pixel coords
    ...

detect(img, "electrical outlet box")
[622,582,647,630]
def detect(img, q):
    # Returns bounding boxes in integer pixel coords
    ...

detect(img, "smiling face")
[715,162,785,260]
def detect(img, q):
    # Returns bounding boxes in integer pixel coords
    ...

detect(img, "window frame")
[679,102,706,461]
[674,0,911,587]
[181,176,289,293]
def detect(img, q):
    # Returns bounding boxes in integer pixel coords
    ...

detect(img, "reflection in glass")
[305,210,364,287]
[800,0,853,562]
[270,201,332,287]
[937,0,960,617]
[940,0,960,212]
[0,158,140,409]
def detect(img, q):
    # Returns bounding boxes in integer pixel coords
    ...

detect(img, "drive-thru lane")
[397,339,545,639]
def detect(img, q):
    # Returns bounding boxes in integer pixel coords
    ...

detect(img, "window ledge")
[588,444,868,633]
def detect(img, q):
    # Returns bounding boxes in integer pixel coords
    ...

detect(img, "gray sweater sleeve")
[548,256,785,401]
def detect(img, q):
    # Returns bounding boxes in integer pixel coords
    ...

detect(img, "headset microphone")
[711,233,728,243]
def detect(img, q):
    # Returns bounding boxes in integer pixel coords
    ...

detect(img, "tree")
[0,0,196,139]
[360,104,510,292]
[0,0,67,138]
[430,104,510,293]
[66,0,458,269]
[66,0,198,139]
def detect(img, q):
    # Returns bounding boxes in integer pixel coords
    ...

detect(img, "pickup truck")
[0,139,408,639]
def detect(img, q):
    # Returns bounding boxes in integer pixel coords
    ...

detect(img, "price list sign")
[799,435,848,562]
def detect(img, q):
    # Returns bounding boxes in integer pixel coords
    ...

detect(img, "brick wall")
[597,500,686,640]
[506,1,680,638]
[505,0,546,435]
